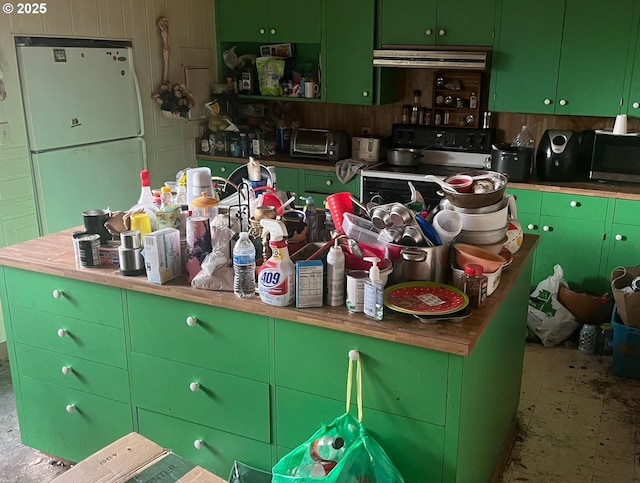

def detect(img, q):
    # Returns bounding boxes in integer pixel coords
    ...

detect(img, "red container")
[326,192,353,232]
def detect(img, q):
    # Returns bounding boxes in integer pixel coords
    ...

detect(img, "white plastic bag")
[527,264,578,347]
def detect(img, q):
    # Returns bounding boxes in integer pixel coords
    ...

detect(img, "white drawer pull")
[348,350,359,360]
[270,28,276,35]
[66,404,76,413]
[543,98,552,105]
[194,439,204,450]
[186,316,197,327]
[362,91,369,97]
[542,226,551,232]
[189,382,200,392]
[633,102,639,109]
[425,29,432,36]
[52,289,63,299]
[259,28,265,35]
[615,234,624,241]
[325,180,332,186]
[220,166,226,173]
[527,224,536,230]
[569,201,579,207]
[57,329,68,338]
[61,366,71,375]
[438,29,446,36]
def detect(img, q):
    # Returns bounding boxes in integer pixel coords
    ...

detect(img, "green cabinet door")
[274,166,300,196]
[380,0,495,46]
[268,0,321,43]
[217,0,269,42]
[555,0,635,117]
[380,0,437,46]
[436,0,496,46]
[625,12,640,117]
[603,200,640,280]
[325,0,376,105]
[491,0,564,114]
[217,0,320,43]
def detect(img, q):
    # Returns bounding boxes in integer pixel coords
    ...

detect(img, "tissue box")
[144,228,181,284]
[156,204,181,231]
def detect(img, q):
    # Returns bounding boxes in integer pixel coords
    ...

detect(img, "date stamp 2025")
[2,2,47,14]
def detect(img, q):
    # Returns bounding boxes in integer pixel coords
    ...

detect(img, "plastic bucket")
[325,192,353,232]
[611,305,640,380]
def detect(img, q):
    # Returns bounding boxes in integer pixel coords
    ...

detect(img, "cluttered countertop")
[0,227,537,357]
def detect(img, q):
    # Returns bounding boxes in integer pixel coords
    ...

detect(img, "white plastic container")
[186,167,214,209]
[342,212,383,248]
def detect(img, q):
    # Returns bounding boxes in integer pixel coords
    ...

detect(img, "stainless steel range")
[360,124,496,209]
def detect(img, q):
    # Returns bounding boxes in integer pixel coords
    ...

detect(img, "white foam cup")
[613,114,628,135]
[433,210,463,244]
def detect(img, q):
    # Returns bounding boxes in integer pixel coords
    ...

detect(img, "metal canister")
[77,233,100,267]
[346,270,368,313]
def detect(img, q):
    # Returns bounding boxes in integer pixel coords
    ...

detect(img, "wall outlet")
[0,122,10,146]
[361,126,371,135]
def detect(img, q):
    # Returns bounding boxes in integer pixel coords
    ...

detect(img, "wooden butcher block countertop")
[0,229,538,357]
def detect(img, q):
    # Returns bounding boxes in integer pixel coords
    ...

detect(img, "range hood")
[373,48,489,70]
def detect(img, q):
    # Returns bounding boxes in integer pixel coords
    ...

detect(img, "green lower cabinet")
[603,199,640,279]
[130,352,271,443]
[19,376,132,463]
[138,408,273,479]
[273,166,300,196]
[301,170,360,208]
[275,319,448,425]
[275,387,445,483]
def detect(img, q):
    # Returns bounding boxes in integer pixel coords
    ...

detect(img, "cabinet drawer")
[10,306,127,368]
[4,268,123,328]
[274,320,448,425]
[15,343,130,403]
[199,159,243,179]
[275,387,444,482]
[540,193,609,221]
[508,188,541,214]
[139,409,273,478]
[131,352,271,443]
[613,199,640,225]
[19,376,132,463]
[127,291,270,381]
[303,171,359,195]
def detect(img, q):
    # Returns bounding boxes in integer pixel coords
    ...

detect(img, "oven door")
[360,175,443,212]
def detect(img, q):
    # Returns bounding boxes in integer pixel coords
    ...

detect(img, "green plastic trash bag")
[272,350,405,483]
[228,461,272,483]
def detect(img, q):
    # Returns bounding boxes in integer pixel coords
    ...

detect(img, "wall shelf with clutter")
[432,71,482,128]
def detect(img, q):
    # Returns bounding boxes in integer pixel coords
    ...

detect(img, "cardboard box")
[52,432,226,483]
[144,228,182,284]
[558,286,614,325]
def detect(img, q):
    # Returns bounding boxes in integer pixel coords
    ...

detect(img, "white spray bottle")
[258,219,295,307]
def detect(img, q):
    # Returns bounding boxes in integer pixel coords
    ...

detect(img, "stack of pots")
[438,170,516,249]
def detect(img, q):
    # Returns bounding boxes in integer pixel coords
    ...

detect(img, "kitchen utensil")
[489,144,533,182]
[384,281,468,315]
[456,226,508,245]
[387,147,425,166]
[412,307,472,324]
[371,206,391,229]
[439,170,507,209]
[401,225,425,246]
[390,203,414,227]
[415,214,442,246]
[387,243,450,284]
[453,243,506,274]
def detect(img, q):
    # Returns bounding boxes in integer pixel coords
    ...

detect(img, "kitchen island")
[0,229,538,483]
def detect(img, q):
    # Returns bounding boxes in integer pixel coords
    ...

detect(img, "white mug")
[304,81,319,99]
[613,114,628,135]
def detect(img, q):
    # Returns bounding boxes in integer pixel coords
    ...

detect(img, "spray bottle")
[258,219,295,306]
[363,257,384,321]
[130,169,158,229]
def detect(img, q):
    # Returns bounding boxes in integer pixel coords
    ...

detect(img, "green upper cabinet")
[554,0,635,117]
[379,0,496,47]
[325,0,395,105]
[217,0,321,44]
[491,0,563,114]
[492,0,637,116]
[624,6,640,117]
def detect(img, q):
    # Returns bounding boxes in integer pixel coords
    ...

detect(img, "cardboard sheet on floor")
[51,432,227,483]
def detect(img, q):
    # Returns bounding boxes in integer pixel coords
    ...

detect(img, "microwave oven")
[290,128,351,161]
[588,130,640,183]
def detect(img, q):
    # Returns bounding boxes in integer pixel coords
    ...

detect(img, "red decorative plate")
[384,282,469,315]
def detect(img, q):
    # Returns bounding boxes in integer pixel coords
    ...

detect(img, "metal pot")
[387,243,451,284]
[440,170,508,209]
[387,147,425,166]
[489,144,533,182]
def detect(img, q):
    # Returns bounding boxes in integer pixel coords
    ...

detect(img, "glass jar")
[578,324,597,355]
[463,263,488,309]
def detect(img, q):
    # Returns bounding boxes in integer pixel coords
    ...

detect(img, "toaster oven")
[290,128,351,161]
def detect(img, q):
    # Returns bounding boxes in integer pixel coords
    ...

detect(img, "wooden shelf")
[432,71,481,128]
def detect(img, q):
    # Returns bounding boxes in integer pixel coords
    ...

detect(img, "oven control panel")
[391,124,495,153]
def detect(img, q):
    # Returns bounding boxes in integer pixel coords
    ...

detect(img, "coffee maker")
[536,130,580,181]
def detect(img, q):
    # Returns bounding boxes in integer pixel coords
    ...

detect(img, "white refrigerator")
[16,37,146,235]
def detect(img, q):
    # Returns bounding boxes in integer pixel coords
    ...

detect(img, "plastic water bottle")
[310,436,345,462]
[511,125,535,148]
[233,232,256,298]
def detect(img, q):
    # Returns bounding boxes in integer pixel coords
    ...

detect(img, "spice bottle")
[410,90,422,124]
[402,104,411,124]
[463,263,488,309]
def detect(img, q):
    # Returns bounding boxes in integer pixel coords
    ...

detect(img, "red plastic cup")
[325,192,353,232]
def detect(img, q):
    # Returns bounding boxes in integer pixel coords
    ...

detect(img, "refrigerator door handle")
[130,54,144,138]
